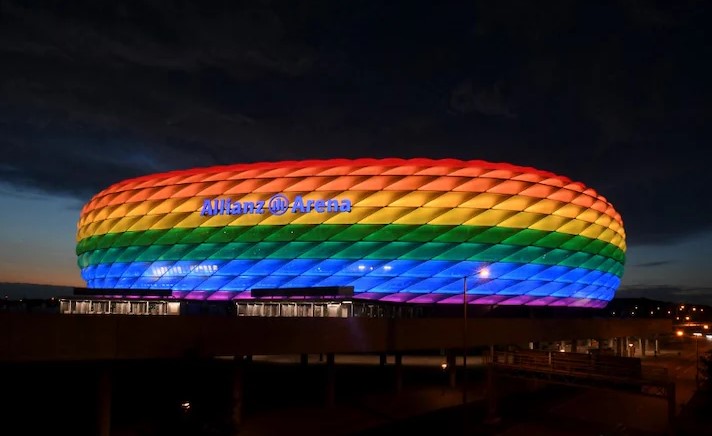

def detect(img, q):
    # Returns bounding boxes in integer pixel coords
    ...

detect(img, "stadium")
[69,158,625,315]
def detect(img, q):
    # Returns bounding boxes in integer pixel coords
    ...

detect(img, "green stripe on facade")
[77,238,625,278]
[77,224,625,262]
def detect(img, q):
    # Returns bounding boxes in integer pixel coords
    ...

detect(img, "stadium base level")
[60,287,610,318]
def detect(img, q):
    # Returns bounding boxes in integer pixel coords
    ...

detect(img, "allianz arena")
[76,158,625,308]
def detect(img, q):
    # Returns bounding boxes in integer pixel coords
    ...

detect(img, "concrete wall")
[0,313,672,362]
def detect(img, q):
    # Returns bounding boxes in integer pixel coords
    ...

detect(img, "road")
[642,337,710,408]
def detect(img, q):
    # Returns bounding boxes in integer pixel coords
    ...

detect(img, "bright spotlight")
[478,267,490,279]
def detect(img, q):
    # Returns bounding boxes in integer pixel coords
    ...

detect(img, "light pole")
[694,333,700,388]
[684,331,703,389]
[462,275,468,407]
[462,267,490,408]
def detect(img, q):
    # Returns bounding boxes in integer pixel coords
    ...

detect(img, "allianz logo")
[200,193,352,217]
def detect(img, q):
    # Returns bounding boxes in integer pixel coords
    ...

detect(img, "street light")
[693,333,702,388]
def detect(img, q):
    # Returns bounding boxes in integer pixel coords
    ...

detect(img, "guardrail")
[483,349,676,428]
[484,349,669,384]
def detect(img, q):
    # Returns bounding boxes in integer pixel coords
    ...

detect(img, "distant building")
[607,297,712,324]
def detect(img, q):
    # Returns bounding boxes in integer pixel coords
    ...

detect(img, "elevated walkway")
[0,313,672,362]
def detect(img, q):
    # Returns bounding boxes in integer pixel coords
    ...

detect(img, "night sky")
[1,1,711,303]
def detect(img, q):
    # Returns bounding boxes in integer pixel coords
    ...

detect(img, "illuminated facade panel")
[76,158,625,307]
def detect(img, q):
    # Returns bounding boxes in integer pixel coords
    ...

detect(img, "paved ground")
[239,384,486,436]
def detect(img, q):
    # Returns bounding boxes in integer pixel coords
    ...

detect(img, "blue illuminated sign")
[200,194,352,216]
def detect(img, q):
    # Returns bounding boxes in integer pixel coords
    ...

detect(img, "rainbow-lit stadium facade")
[76,158,625,308]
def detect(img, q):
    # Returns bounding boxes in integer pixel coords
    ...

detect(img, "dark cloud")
[0,0,711,244]
[633,261,674,268]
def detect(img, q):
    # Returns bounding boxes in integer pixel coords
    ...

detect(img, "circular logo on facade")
[268,194,289,215]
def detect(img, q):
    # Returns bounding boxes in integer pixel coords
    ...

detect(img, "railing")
[485,349,669,384]
[484,349,676,425]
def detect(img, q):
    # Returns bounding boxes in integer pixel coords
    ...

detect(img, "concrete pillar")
[325,353,335,407]
[655,338,659,356]
[232,356,245,431]
[97,364,112,436]
[484,345,500,425]
[394,352,403,393]
[300,354,308,366]
[379,353,387,366]
[625,336,630,357]
[642,339,647,358]
[570,339,578,353]
[616,337,624,356]
[446,350,456,388]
